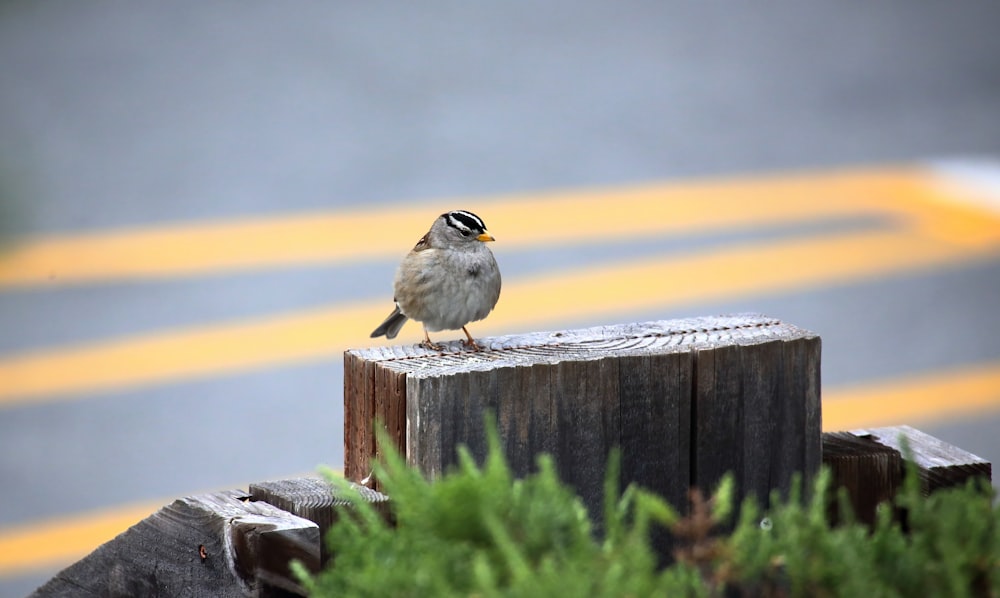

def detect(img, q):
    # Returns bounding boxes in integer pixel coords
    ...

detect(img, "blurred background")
[2,2,1000,594]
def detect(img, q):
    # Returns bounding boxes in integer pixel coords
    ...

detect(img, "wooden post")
[344,314,822,520]
[822,431,903,525]
[849,425,992,493]
[249,477,391,565]
[822,426,992,525]
[30,490,320,598]
[30,481,392,598]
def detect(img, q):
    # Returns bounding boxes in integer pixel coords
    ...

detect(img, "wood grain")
[249,477,390,564]
[345,314,822,519]
[30,490,318,598]
[822,431,902,525]
[851,424,992,493]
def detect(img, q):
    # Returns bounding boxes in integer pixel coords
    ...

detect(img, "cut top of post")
[348,313,819,376]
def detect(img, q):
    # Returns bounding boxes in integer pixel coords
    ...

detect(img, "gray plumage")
[370,210,501,350]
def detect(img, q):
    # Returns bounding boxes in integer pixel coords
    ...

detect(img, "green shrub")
[726,462,998,597]
[296,425,998,597]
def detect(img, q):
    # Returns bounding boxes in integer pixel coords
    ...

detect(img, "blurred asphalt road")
[2,2,1000,595]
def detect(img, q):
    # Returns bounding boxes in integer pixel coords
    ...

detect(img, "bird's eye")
[460,230,472,237]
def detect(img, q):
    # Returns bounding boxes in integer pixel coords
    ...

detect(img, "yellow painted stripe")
[823,361,1000,431]
[1,227,996,405]
[503,229,990,325]
[0,471,333,579]
[0,501,160,577]
[0,301,373,404]
[3,166,997,288]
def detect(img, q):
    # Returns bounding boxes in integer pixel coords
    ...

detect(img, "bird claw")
[461,338,483,352]
[459,326,485,351]
[419,327,484,352]
[420,339,445,352]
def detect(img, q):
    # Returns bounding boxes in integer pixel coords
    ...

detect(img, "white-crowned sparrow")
[370,210,501,351]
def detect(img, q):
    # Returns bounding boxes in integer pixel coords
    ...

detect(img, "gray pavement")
[3,2,1000,233]
[2,2,1000,596]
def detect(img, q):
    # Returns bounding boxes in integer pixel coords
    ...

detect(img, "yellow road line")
[3,166,997,288]
[0,471,331,579]
[2,362,999,579]
[502,229,991,326]
[0,501,161,577]
[1,226,996,405]
[823,361,1000,431]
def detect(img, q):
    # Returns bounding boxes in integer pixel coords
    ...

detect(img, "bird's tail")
[370,306,408,339]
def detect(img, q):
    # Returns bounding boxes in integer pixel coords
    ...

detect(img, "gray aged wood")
[250,477,391,564]
[344,314,822,519]
[822,426,992,525]
[30,490,319,598]
[851,425,993,493]
[692,328,821,507]
[822,431,903,525]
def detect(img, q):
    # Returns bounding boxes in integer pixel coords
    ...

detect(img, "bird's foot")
[460,326,483,351]
[461,338,483,352]
[419,328,445,352]
[420,339,445,351]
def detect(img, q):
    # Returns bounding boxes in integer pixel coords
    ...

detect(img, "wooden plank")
[249,477,391,564]
[851,425,992,493]
[618,351,692,556]
[693,334,821,510]
[618,352,692,512]
[343,351,372,482]
[30,490,319,598]
[822,431,902,525]
[347,314,821,521]
[496,362,555,463]
[407,374,446,476]
[373,363,407,483]
[549,356,621,525]
[786,335,823,490]
[739,339,782,500]
[694,343,743,498]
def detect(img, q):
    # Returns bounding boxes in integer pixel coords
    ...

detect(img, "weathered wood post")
[30,490,322,598]
[822,425,992,524]
[345,313,822,520]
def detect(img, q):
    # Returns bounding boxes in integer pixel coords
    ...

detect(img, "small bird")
[370,210,501,351]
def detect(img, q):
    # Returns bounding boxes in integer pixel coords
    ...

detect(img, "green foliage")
[298,424,999,598]
[727,467,999,598]
[300,423,692,597]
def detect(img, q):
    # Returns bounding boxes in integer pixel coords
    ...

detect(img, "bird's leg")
[460,326,482,351]
[420,326,444,351]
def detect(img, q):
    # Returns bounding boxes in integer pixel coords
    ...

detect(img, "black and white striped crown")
[443,210,488,235]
